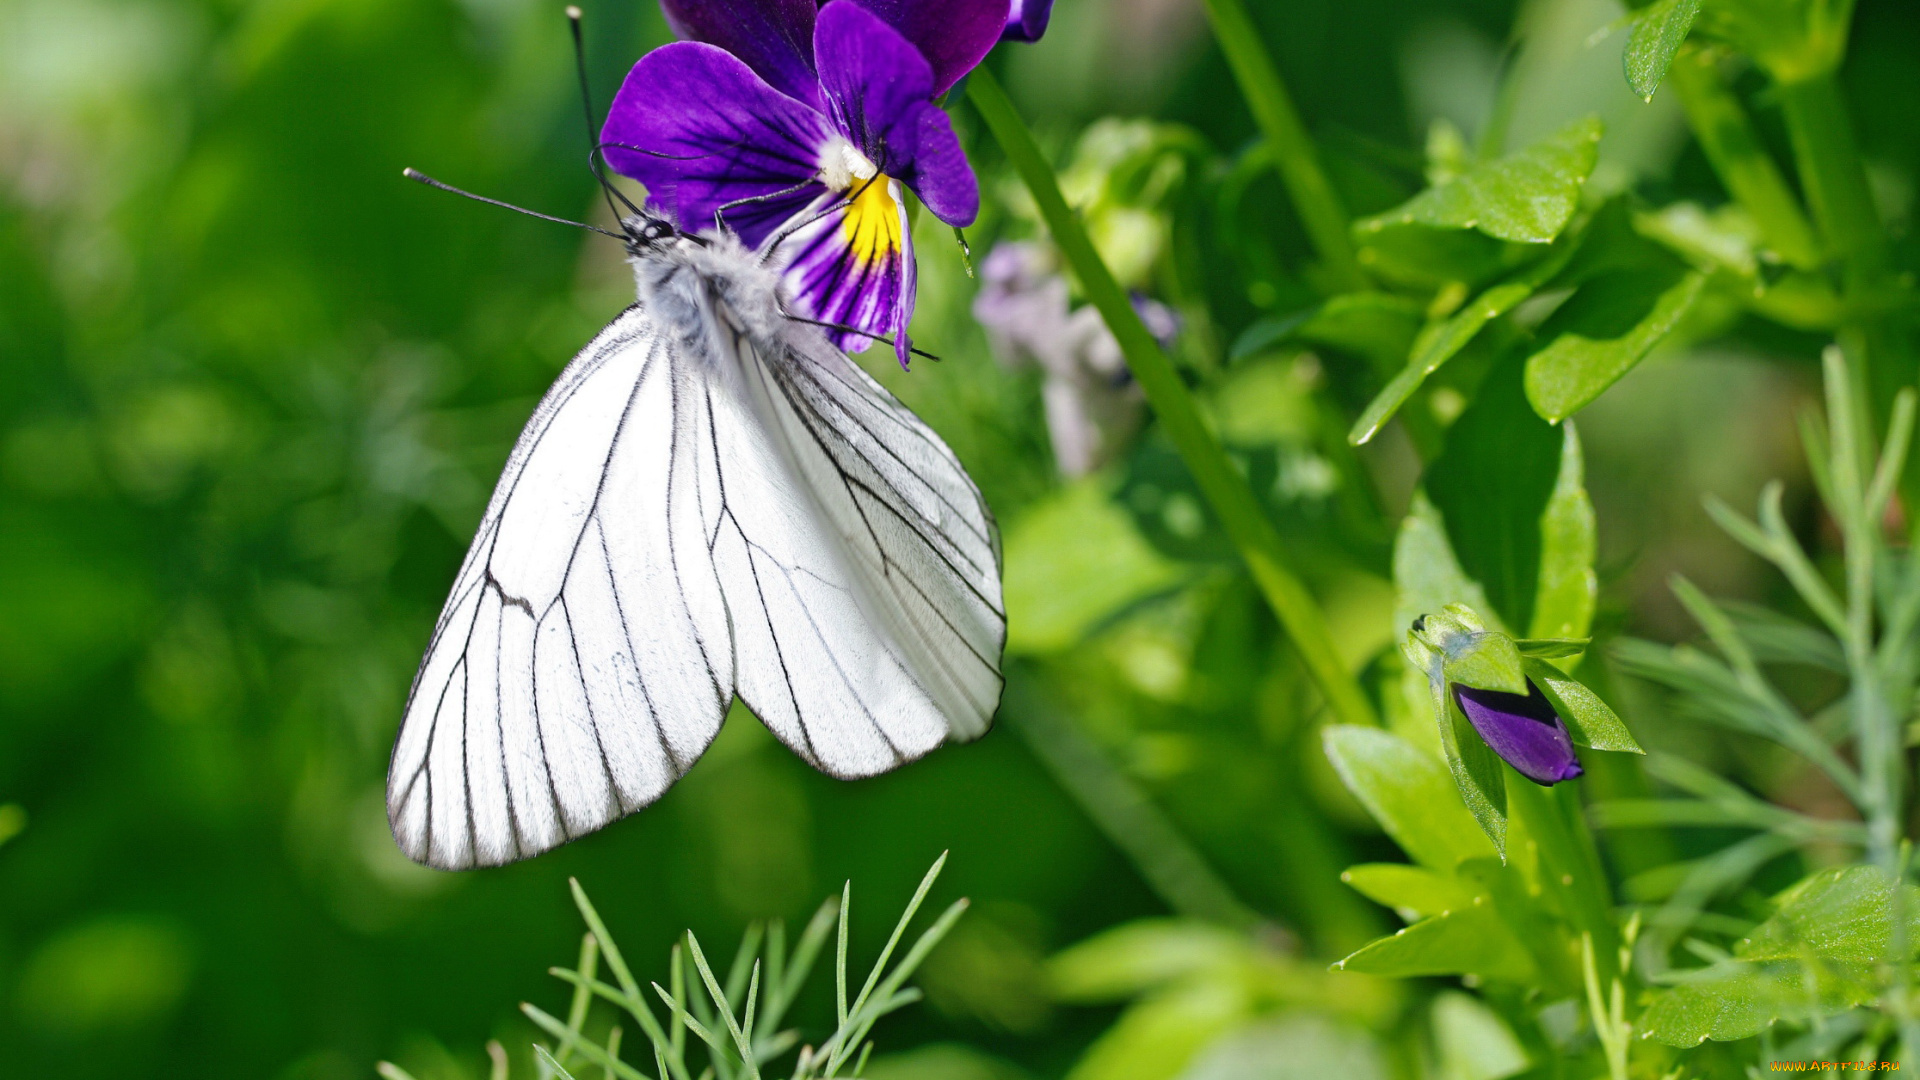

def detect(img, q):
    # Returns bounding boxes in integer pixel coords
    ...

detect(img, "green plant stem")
[1778,72,1884,283]
[968,69,1379,731]
[1778,71,1913,428]
[1666,46,1821,270]
[1195,0,1367,291]
[1507,772,1620,985]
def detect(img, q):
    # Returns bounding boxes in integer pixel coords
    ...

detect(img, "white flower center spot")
[817,136,878,192]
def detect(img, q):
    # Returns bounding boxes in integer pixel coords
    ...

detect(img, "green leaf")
[1352,223,1526,292]
[1434,686,1509,855]
[1355,117,1602,244]
[1321,726,1499,871]
[1523,268,1706,422]
[1513,639,1588,658]
[1347,237,1578,445]
[1640,866,1920,1046]
[1523,658,1641,753]
[1330,903,1537,982]
[1003,481,1188,654]
[1047,921,1246,1003]
[1638,959,1876,1047]
[1062,978,1252,1080]
[1295,292,1426,373]
[1392,493,1502,639]
[1340,864,1482,918]
[1431,992,1530,1080]
[1737,865,1920,965]
[1528,424,1596,642]
[1425,354,1564,632]
[1436,631,1529,697]
[1624,0,1703,100]
[1183,1017,1389,1080]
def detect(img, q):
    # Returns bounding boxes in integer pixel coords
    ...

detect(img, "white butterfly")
[387,214,1006,870]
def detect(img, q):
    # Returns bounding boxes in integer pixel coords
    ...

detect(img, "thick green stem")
[1196,0,1367,291]
[1778,71,1885,284]
[1778,70,1914,498]
[1666,47,1821,270]
[968,69,1379,731]
[1507,773,1620,985]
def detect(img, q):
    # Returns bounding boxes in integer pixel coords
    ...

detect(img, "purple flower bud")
[1451,680,1584,786]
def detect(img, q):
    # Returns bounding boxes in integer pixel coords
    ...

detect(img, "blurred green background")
[1,0,1914,1075]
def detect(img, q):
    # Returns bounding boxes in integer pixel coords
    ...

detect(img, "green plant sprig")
[381,857,964,1080]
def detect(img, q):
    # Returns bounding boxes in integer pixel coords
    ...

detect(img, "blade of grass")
[835,882,851,1029]
[524,1004,655,1080]
[967,68,1378,731]
[843,853,946,1029]
[569,881,681,1072]
[555,933,601,1069]
[724,923,763,1018]
[685,933,760,1080]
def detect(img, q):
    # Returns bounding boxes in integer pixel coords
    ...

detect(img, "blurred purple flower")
[605,0,1008,364]
[1001,0,1055,42]
[972,241,1176,476]
[1452,681,1584,785]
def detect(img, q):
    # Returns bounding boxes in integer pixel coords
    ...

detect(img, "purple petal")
[774,178,916,365]
[815,2,932,167]
[659,0,822,106]
[602,42,834,246]
[846,0,1011,96]
[904,105,978,226]
[1452,681,1585,785]
[1001,0,1054,42]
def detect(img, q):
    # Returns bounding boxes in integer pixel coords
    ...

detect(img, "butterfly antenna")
[401,168,623,238]
[566,6,645,222]
[780,313,942,362]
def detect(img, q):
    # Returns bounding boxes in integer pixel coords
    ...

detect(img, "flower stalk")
[1196,0,1366,291]
[968,67,1378,731]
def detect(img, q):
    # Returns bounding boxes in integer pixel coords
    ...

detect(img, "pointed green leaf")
[1435,687,1508,854]
[1441,632,1529,696]
[1340,863,1482,918]
[1355,117,1602,244]
[1432,992,1531,1080]
[1322,725,1498,871]
[1426,355,1564,632]
[1392,493,1502,636]
[1513,639,1588,658]
[1330,903,1536,982]
[1638,959,1876,1046]
[1528,424,1596,642]
[1349,239,1580,444]
[1524,269,1706,422]
[1523,657,1641,753]
[1624,0,1703,100]
[1737,865,1920,965]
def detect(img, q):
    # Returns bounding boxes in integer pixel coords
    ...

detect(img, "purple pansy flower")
[603,0,1011,364]
[1452,681,1584,785]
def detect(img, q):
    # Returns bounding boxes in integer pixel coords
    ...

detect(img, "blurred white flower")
[972,241,1177,476]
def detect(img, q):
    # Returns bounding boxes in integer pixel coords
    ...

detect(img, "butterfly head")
[620,213,685,255]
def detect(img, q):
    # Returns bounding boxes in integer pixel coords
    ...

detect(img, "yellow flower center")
[840,173,903,267]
